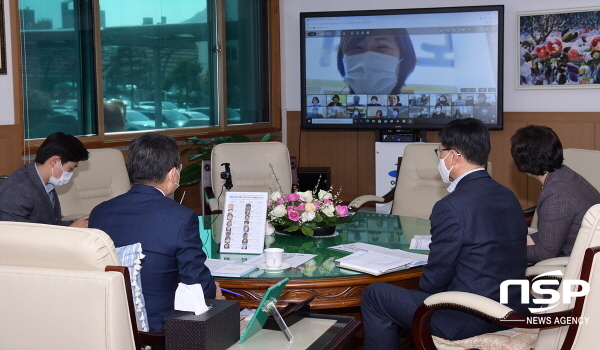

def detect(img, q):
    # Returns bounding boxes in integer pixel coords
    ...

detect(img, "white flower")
[304,202,316,211]
[265,222,275,235]
[301,210,316,222]
[298,190,313,203]
[270,191,282,201]
[321,203,335,217]
[270,204,287,218]
[318,189,332,201]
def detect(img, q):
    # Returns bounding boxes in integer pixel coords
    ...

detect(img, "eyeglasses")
[434,148,454,157]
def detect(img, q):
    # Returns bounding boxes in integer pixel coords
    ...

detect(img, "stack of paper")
[331,242,428,276]
[205,259,258,277]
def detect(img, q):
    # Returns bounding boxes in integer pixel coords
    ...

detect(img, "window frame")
[14,0,281,150]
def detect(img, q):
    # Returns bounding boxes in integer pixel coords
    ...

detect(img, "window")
[18,0,277,141]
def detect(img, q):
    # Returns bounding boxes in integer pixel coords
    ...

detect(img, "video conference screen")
[300,5,504,130]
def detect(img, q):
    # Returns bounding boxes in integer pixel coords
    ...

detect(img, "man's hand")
[70,215,89,228]
[215,281,226,300]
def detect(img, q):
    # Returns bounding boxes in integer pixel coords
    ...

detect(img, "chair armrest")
[525,265,565,279]
[523,205,536,227]
[534,256,569,266]
[349,195,386,209]
[423,292,513,319]
[138,331,165,347]
[203,186,222,215]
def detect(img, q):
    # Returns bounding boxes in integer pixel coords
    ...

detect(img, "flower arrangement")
[266,168,353,236]
[266,188,353,236]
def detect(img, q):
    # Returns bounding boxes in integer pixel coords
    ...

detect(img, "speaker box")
[297,167,331,192]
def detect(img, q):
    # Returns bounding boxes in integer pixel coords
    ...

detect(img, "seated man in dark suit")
[89,133,221,332]
[0,132,89,227]
[361,118,529,348]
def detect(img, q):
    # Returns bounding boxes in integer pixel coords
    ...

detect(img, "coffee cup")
[264,248,284,268]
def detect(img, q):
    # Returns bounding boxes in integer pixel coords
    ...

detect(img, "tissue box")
[165,299,240,350]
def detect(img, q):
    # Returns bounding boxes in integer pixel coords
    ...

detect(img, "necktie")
[49,189,57,208]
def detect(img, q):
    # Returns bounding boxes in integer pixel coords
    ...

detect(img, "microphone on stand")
[221,163,233,190]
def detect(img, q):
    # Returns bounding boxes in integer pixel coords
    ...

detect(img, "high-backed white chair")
[413,203,600,350]
[205,142,292,214]
[0,221,163,349]
[56,148,130,220]
[350,143,448,219]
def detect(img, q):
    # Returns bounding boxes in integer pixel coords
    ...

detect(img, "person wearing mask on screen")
[368,96,381,106]
[416,108,429,118]
[389,108,400,118]
[89,133,223,332]
[308,107,324,118]
[361,118,529,348]
[351,107,363,118]
[327,95,343,106]
[337,29,416,95]
[0,132,89,227]
[430,103,447,118]
[311,96,321,107]
[477,93,492,106]
[349,95,363,106]
[438,95,450,106]
[511,125,600,263]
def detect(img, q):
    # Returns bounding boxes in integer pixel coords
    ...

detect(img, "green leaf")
[179,163,202,186]
[230,133,250,143]
[212,136,232,144]
[186,137,210,145]
[300,226,314,236]
[188,153,210,161]
[314,212,324,222]
[284,225,300,232]
[260,133,273,142]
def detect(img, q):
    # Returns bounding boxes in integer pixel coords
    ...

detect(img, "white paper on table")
[243,253,317,268]
[204,259,233,271]
[330,242,428,266]
[409,235,432,250]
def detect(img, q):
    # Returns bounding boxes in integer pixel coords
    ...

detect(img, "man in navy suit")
[89,133,221,332]
[361,118,529,349]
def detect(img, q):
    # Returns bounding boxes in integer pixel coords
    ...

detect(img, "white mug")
[264,248,284,268]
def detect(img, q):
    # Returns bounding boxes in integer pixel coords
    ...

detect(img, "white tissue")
[174,283,209,315]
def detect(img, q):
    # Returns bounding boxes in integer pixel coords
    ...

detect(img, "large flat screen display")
[300,5,504,130]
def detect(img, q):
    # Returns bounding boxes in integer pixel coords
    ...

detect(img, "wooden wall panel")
[0,124,24,175]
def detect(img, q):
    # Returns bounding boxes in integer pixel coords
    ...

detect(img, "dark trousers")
[361,283,506,350]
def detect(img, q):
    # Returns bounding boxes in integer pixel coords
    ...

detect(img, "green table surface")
[200,212,431,280]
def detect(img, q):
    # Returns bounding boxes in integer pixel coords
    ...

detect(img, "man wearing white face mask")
[337,30,416,95]
[362,119,528,348]
[0,132,89,226]
[89,133,223,332]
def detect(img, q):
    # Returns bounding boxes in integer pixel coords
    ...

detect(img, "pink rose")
[591,36,600,51]
[285,193,301,202]
[287,205,295,211]
[567,49,579,60]
[545,39,562,55]
[287,209,300,221]
[323,199,333,204]
[535,45,548,60]
[336,205,349,217]
[296,203,306,211]
[276,198,284,205]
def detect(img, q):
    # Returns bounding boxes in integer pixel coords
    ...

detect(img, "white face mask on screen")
[343,51,401,94]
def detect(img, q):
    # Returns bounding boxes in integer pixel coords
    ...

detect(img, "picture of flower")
[519,8,600,88]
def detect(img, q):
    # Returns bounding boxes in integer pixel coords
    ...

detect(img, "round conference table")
[202,212,431,311]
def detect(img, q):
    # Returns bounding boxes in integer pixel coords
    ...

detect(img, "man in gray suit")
[0,132,89,227]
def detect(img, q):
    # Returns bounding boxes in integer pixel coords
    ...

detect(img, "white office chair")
[205,142,293,214]
[56,148,130,220]
[350,143,448,219]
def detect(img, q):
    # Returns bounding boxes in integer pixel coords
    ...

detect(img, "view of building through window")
[19,0,269,139]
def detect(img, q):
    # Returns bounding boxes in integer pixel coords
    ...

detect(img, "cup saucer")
[258,262,291,273]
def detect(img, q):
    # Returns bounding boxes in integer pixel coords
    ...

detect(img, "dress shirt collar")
[34,163,55,194]
[447,168,485,193]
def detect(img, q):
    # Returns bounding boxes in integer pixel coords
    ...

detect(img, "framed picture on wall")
[518,7,600,89]
[0,0,6,74]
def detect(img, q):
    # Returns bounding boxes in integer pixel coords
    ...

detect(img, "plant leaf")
[230,133,250,143]
[212,136,232,144]
[188,153,210,161]
[260,133,273,142]
[179,162,202,186]
[284,225,300,232]
[301,226,314,236]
